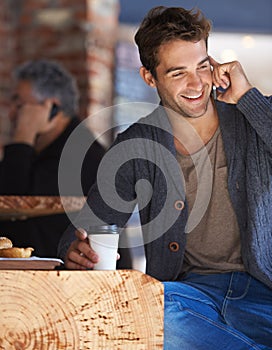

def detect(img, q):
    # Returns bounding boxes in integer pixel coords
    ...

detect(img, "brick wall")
[0,0,18,143]
[0,0,119,146]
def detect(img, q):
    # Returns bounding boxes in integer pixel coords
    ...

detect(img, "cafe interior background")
[0,0,271,270]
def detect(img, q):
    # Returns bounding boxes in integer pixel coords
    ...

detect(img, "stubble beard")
[167,96,210,120]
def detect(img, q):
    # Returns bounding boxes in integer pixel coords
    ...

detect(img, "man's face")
[9,80,38,124]
[153,39,213,119]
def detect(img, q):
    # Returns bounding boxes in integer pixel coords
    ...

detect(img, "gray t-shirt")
[177,128,245,276]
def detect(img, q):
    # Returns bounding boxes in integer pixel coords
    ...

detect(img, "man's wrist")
[11,130,36,145]
[236,86,253,103]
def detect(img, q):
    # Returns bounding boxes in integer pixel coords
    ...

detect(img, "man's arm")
[237,88,272,152]
[57,131,139,268]
[210,56,272,151]
[0,143,35,194]
[0,101,52,194]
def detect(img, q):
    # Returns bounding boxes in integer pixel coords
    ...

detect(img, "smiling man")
[140,41,213,119]
[58,7,272,349]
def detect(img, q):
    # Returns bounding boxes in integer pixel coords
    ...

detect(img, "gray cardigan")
[58,88,272,289]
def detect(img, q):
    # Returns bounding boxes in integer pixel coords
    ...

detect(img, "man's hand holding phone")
[209,56,253,104]
[12,100,57,145]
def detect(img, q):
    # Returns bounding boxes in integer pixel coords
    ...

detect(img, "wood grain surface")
[0,270,164,349]
[0,195,86,220]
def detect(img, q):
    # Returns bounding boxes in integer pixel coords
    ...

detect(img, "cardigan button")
[174,200,184,210]
[168,241,180,252]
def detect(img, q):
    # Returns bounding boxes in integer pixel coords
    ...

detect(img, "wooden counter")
[0,269,164,349]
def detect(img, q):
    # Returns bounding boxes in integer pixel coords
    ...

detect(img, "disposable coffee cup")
[87,225,119,270]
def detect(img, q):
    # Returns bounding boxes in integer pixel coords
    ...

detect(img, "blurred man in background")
[0,60,105,257]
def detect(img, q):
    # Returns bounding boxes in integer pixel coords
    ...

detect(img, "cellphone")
[212,85,228,100]
[49,103,60,120]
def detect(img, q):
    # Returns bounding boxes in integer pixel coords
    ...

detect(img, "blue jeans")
[164,272,272,350]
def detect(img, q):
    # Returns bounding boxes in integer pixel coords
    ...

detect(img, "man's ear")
[139,67,156,88]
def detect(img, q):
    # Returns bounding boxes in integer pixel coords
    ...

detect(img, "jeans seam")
[227,275,252,300]
[221,272,234,318]
[166,291,218,312]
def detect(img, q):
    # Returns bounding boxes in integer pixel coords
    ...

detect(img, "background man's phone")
[49,103,60,120]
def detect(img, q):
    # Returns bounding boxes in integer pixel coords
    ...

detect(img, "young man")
[58,7,272,349]
[0,60,105,257]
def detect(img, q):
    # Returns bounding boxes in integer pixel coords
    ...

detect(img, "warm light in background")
[242,35,255,49]
[220,49,238,62]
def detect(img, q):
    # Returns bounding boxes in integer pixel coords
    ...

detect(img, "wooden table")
[0,195,86,220]
[0,270,164,349]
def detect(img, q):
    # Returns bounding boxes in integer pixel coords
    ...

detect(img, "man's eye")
[172,71,184,78]
[199,64,209,70]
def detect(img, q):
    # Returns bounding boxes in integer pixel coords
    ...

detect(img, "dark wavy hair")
[14,60,79,118]
[134,6,211,78]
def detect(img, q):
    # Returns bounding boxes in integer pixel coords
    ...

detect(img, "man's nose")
[187,72,203,90]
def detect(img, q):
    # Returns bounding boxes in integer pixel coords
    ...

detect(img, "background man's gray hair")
[14,59,79,118]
